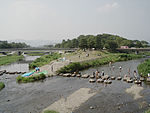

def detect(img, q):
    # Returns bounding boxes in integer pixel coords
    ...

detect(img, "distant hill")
[55,34,149,51]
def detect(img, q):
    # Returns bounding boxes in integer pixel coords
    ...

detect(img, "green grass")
[29,53,61,69]
[0,82,5,91]
[28,53,45,56]
[57,53,143,74]
[16,73,46,83]
[0,55,24,66]
[138,58,150,77]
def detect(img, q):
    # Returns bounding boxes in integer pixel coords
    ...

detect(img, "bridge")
[117,48,150,54]
[0,48,77,55]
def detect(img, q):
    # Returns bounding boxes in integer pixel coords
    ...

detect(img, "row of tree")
[55,34,149,51]
[0,41,30,49]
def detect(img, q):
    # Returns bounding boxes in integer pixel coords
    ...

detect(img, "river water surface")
[0,56,150,113]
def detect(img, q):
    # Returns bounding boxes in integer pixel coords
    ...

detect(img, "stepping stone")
[111,76,116,80]
[71,74,76,77]
[134,80,142,84]
[76,74,81,77]
[127,79,133,83]
[63,73,71,77]
[146,78,150,82]
[89,79,96,83]
[81,74,89,78]
[117,77,122,80]
[107,80,112,84]
[101,75,110,80]
[140,77,144,81]
[90,75,95,78]
[97,79,104,83]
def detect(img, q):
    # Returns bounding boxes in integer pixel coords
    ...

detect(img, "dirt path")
[40,60,70,76]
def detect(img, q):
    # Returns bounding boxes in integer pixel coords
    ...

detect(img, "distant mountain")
[8,39,57,47]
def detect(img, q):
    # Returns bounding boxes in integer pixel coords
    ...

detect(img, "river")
[0,57,150,113]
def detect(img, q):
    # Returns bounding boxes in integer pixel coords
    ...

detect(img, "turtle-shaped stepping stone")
[107,80,112,84]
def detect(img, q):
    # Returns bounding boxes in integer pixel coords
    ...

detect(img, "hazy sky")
[0,0,150,43]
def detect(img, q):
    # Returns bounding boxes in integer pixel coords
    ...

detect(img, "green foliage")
[0,55,24,66]
[28,53,45,56]
[0,41,29,49]
[138,58,150,77]
[0,82,5,91]
[58,53,142,74]
[16,73,46,83]
[55,33,148,50]
[29,53,61,69]
[44,110,59,113]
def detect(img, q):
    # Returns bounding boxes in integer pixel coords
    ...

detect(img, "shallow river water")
[0,56,150,113]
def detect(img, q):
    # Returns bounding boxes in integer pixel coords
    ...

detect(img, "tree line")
[0,41,30,49]
[55,34,149,51]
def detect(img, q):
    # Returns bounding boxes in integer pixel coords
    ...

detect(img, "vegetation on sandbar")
[0,82,5,91]
[16,73,46,83]
[57,53,143,74]
[0,55,24,66]
[138,58,150,77]
[44,110,59,113]
[29,53,61,69]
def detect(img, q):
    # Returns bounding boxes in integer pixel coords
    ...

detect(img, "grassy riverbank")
[57,52,143,74]
[0,82,5,91]
[0,55,24,66]
[137,58,150,77]
[16,73,46,83]
[29,53,61,69]
[28,53,45,56]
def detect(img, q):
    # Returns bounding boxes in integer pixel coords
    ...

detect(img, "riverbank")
[137,58,150,77]
[0,55,24,66]
[57,51,143,74]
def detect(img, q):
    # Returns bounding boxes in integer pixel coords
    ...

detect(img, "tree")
[105,41,118,52]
